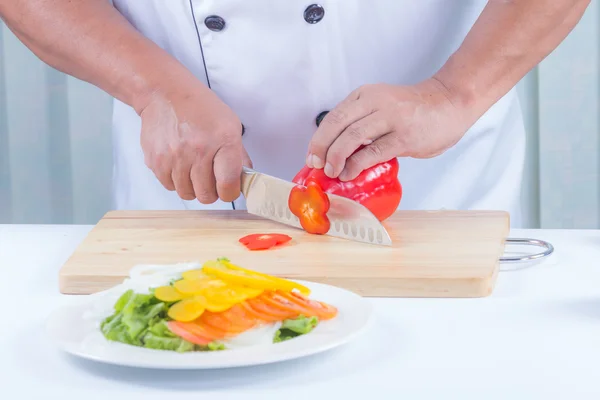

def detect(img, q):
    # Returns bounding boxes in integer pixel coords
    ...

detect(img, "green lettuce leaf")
[101,290,168,346]
[120,294,166,339]
[100,291,226,352]
[101,313,140,346]
[141,332,195,352]
[273,315,319,343]
[114,289,133,313]
[201,342,226,351]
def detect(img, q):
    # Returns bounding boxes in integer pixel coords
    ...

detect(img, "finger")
[324,112,391,178]
[190,154,218,204]
[171,152,196,201]
[307,97,374,169]
[154,167,176,191]
[146,153,176,191]
[213,144,243,202]
[338,136,399,182]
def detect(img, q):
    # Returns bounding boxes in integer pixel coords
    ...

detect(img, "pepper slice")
[288,180,331,235]
[238,233,292,251]
[202,259,311,295]
[219,259,311,295]
[167,296,206,322]
[292,149,402,222]
[154,285,184,302]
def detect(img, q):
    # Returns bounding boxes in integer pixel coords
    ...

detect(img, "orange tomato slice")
[240,300,285,322]
[176,321,229,341]
[167,321,212,346]
[221,304,260,330]
[247,297,298,320]
[199,311,249,334]
[260,291,316,317]
[283,291,338,320]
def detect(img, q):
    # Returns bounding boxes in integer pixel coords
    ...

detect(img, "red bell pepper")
[288,181,331,235]
[292,156,402,222]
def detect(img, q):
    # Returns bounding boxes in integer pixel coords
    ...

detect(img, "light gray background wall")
[1,3,599,228]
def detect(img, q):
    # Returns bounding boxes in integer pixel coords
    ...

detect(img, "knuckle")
[325,148,342,165]
[196,190,218,204]
[358,84,377,95]
[365,143,384,159]
[323,108,348,125]
[191,144,210,160]
[170,142,186,158]
[218,175,241,189]
[346,124,367,141]
[215,122,242,139]
[177,189,196,201]
[345,155,363,171]
[308,139,328,157]
[153,151,171,167]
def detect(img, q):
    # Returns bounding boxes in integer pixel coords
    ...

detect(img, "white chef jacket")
[108,0,525,227]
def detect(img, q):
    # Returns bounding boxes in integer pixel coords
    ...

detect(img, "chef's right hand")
[138,82,252,204]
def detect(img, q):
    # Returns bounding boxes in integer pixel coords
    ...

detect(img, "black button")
[304,4,325,24]
[205,15,226,31]
[316,111,328,127]
[241,123,246,136]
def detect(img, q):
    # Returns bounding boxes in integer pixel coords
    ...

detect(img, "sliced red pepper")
[238,233,292,250]
[288,181,331,235]
[293,148,402,222]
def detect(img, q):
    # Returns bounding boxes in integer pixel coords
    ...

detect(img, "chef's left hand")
[306,78,472,181]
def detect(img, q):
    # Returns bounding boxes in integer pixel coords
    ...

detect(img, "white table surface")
[1,224,599,399]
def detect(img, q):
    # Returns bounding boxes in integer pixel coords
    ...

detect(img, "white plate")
[46,264,373,370]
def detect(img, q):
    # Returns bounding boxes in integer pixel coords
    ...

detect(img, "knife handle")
[240,167,257,198]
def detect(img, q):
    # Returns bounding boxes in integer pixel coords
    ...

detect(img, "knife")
[240,167,392,246]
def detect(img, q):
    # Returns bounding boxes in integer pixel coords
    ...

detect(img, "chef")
[0,0,590,228]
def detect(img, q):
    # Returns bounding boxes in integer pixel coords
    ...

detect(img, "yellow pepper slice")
[167,296,206,322]
[154,285,185,302]
[181,269,210,281]
[220,259,310,295]
[204,301,235,313]
[202,285,261,304]
[173,277,226,295]
[202,260,310,295]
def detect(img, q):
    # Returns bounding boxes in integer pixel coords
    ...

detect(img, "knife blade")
[240,167,392,246]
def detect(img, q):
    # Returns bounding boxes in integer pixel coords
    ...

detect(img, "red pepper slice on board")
[292,150,402,222]
[288,181,331,235]
[238,233,292,250]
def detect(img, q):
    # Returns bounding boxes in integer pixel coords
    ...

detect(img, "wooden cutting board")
[58,210,510,297]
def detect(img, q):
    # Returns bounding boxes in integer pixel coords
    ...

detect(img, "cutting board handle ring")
[499,238,554,264]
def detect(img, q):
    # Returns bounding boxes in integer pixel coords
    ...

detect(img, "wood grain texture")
[58,210,510,298]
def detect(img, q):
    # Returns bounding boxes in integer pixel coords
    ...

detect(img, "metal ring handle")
[499,238,554,263]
